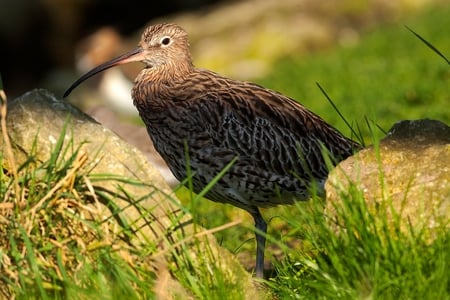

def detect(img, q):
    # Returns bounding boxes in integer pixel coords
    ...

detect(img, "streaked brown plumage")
[64,23,361,278]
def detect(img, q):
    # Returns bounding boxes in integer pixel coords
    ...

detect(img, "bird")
[64,23,361,278]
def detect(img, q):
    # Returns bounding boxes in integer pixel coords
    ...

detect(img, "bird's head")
[64,23,193,98]
[139,23,192,70]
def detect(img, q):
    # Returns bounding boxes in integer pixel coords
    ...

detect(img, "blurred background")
[0,0,219,98]
[2,0,448,169]
[0,0,448,179]
[1,0,448,270]
[0,0,447,97]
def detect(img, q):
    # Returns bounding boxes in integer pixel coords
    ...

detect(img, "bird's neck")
[137,60,193,83]
[132,64,193,112]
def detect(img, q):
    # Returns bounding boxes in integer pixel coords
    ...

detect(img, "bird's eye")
[161,37,171,46]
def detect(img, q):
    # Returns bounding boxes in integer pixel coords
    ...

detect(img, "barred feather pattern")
[133,68,360,213]
[64,23,362,277]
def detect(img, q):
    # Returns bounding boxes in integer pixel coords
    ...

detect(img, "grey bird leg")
[250,208,267,278]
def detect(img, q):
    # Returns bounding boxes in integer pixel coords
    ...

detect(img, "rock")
[1,89,258,298]
[85,105,179,187]
[6,89,179,243]
[325,119,450,239]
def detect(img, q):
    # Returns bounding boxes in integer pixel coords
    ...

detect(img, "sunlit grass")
[266,180,449,299]
[179,6,449,298]
[1,4,449,299]
[0,126,159,299]
[177,3,450,276]
[0,88,251,299]
[257,5,450,142]
[177,5,449,297]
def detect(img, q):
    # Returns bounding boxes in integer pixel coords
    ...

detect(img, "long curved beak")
[63,46,144,98]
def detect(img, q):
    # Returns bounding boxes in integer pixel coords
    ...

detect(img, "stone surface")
[85,105,179,187]
[325,119,450,238]
[6,90,174,244]
[2,89,258,298]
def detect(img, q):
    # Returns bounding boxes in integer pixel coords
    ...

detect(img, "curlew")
[64,23,361,278]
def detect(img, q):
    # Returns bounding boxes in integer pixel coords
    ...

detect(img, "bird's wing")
[183,73,355,177]
[170,81,350,189]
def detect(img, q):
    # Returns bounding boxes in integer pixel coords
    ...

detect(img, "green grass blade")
[193,156,238,202]
[405,25,450,65]
[18,226,48,299]
[316,82,364,144]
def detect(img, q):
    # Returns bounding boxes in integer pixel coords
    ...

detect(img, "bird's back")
[133,68,360,212]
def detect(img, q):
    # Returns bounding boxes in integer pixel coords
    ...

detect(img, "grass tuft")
[267,181,449,299]
[0,4,448,299]
[0,89,161,298]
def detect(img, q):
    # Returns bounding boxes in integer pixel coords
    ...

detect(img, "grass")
[265,187,449,299]
[256,5,450,142]
[177,2,450,263]
[1,4,449,300]
[176,4,450,298]
[0,86,251,299]
[0,122,158,299]
[260,7,450,296]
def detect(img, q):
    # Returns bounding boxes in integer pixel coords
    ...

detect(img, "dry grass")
[0,88,157,299]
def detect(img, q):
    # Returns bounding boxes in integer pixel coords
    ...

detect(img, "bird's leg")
[250,208,267,278]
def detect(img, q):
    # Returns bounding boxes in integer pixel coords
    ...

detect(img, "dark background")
[0,0,224,97]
